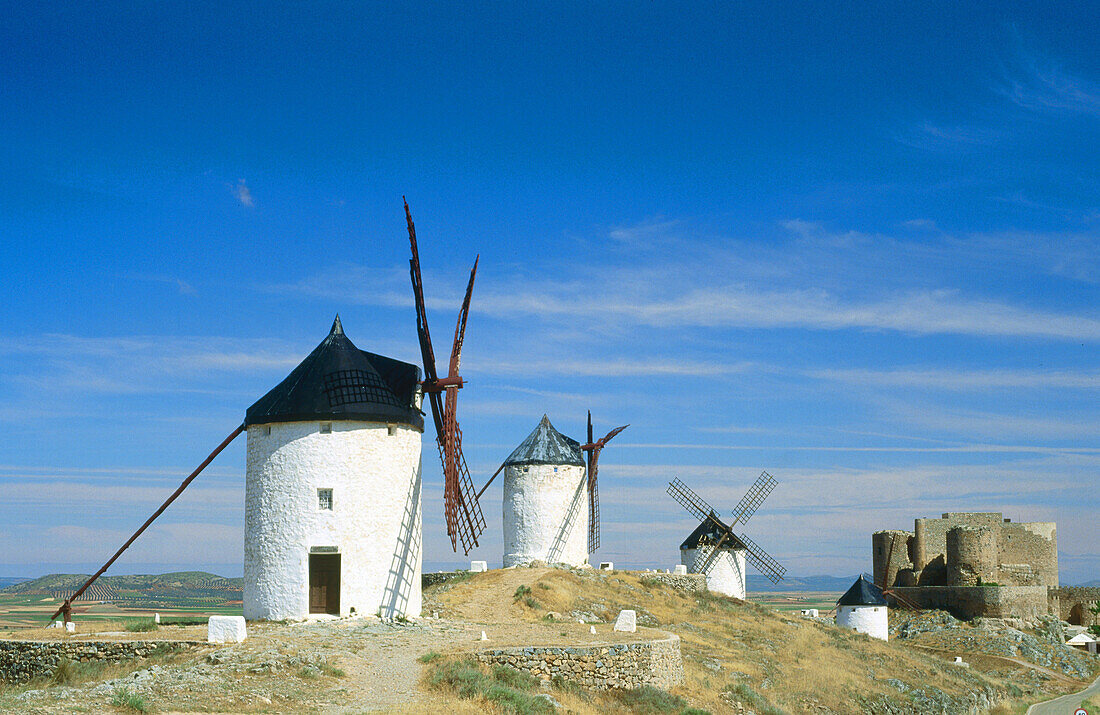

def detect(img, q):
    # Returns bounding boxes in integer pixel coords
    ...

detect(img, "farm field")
[747,589,842,614]
[0,593,241,630]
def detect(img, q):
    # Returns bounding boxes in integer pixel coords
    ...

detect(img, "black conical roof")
[680,516,746,550]
[837,575,888,606]
[245,316,423,430]
[503,415,584,467]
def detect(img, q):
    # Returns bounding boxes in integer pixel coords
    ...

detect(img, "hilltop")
[1,572,241,599]
[4,566,1094,713]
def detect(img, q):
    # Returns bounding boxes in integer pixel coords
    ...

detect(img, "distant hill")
[747,574,855,592]
[0,571,242,602]
[0,576,31,589]
[1076,579,1100,587]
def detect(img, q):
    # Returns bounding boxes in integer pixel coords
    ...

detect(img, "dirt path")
[907,643,1085,687]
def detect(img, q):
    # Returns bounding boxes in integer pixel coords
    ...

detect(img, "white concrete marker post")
[154,613,160,624]
[590,625,597,635]
[673,565,687,575]
[65,622,75,633]
[614,610,636,633]
[599,562,613,571]
[208,616,247,644]
[470,561,487,573]
[479,631,488,641]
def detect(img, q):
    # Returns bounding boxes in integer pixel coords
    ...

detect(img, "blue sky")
[1,3,1097,583]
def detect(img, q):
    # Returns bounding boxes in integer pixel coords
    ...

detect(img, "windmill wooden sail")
[405,199,486,554]
[578,412,628,554]
[668,473,786,589]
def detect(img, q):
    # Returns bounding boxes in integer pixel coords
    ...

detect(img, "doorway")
[309,553,340,615]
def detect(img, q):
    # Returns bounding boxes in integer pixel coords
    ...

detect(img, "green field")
[747,590,842,614]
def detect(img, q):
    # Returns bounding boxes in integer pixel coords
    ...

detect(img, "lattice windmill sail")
[667,473,786,598]
[406,199,486,554]
[578,412,629,554]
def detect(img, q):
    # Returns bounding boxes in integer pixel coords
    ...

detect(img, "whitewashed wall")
[836,605,889,641]
[681,548,747,599]
[502,463,588,568]
[244,420,422,620]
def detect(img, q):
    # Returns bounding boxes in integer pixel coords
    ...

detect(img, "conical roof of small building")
[245,316,423,430]
[680,516,746,550]
[503,415,584,467]
[837,575,888,606]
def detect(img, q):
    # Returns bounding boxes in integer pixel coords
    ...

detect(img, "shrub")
[513,585,532,600]
[320,662,345,678]
[50,658,76,685]
[111,686,150,713]
[417,650,443,664]
[612,684,689,713]
[722,683,788,715]
[125,618,158,633]
[426,657,553,713]
[537,582,551,590]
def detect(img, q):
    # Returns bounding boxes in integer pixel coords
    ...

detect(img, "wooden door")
[309,553,340,614]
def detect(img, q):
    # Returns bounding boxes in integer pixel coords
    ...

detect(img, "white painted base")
[244,421,423,621]
[681,547,747,599]
[502,463,589,568]
[835,605,889,641]
[208,615,247,643]
[470,561,487,573]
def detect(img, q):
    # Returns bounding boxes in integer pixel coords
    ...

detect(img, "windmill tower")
[243,316,425,620]
[501,416,589,568]
[835,575,889,640]
[667,474,786,597]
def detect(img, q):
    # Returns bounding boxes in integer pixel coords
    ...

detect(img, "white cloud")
[811,367,1100,390]
[233,179,254,207]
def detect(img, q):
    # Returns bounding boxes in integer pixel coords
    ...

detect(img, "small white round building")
[502,415,589,568]
[680,520,748,599]
[244,317,424,621]
[835,575,889,641]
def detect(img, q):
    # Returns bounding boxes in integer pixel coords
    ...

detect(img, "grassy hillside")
[425,567,1092,714]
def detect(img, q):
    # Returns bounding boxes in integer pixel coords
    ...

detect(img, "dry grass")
[426,567,1034,714]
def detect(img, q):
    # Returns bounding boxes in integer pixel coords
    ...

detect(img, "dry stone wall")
[476,634,684,690]
[640,573,707,593]
[0,641,199,684]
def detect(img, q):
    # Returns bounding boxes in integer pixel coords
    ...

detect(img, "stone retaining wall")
[0,641,200,684]
[1051,586,1100,625]
[640,573,707,593]
[476,634,684,690]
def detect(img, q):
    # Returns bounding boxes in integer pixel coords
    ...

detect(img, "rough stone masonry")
[476,634,684,690]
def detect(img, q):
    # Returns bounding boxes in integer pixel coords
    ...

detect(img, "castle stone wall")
[0,641,199,684]
[1050,587,1100,626]
[873,530,913,589]
[889,585,1050,621]
[999,522,1058,587]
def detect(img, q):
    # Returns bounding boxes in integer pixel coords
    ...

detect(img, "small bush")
[50,658,76,685]
[524,596,539,609]
[537,582,551,590]
[125,618,158,633]
[111,686,150,713]
[417,650,443,664]
[612,684,689,713]
[491,664,539,691]
[513,585,532,600]
[427,657,553,713]
[298,666,320,679]
[321,662,345,678]
[722,683,788,715]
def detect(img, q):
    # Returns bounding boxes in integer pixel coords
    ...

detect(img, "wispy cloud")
[1000,54,1100,117]
[233,179,254,207]
[811,367,1100,390]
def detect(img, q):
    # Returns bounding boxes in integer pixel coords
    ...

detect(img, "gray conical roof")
[245,316,423,429]
[680,516,746,550]
[837,575,888,606]
[503,415,584,467]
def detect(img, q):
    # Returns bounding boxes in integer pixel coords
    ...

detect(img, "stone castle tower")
[501,415,589,568]
[243,317,425,620]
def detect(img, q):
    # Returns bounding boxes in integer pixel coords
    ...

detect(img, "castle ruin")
[874,512,1098,624]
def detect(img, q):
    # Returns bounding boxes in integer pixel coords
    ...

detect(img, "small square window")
[318,488,333,510]
[387,424,397,436]
[320,422,332,434]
